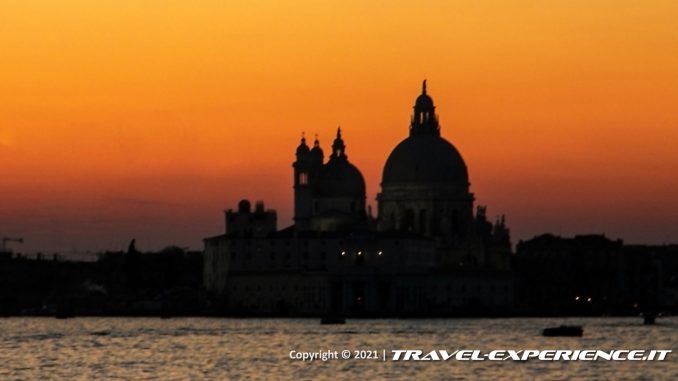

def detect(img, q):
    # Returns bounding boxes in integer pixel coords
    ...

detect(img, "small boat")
[320,316,346,325]
[542,325,583,337]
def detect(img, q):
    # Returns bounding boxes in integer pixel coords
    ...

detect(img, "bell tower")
[293,134,323,230]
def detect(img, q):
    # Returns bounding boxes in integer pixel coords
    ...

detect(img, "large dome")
[382,134,469,187]
[317,159,366,198]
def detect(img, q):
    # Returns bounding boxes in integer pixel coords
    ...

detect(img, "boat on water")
[320,316,346,325]
[542,325,583,337]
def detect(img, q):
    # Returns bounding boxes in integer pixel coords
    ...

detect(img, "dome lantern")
[411,80,440,136]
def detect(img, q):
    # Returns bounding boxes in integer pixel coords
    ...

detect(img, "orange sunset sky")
[1,1,678,254]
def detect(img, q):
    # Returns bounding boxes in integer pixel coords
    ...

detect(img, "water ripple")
[0,317,675,380]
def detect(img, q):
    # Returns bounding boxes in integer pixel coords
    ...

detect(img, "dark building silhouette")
[378,80,474,241]
[4,85,676,318]
[204,82,513,316]
[514,234,678,315]
[0,245,203,316]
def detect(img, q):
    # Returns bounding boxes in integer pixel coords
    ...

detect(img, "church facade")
[203,82,513,316]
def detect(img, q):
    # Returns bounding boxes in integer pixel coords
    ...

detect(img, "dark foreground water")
[0,317,676,380]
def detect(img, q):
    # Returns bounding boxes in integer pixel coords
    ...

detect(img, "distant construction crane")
[1,237,23,253]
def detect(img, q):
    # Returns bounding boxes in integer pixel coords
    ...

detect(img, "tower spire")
[422,79,427,95]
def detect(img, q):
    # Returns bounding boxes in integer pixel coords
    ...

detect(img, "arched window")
[299,172,309,185]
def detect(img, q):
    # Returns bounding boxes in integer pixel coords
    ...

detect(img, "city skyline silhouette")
[2,2,678,253]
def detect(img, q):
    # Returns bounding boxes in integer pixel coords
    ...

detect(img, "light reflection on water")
[0,317,675,380]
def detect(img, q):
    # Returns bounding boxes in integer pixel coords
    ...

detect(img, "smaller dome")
[316,160,366,198]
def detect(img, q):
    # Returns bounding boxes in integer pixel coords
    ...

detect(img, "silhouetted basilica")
[204,82,513,316]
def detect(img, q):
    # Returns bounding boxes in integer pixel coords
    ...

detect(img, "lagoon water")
[0,317,676,380]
